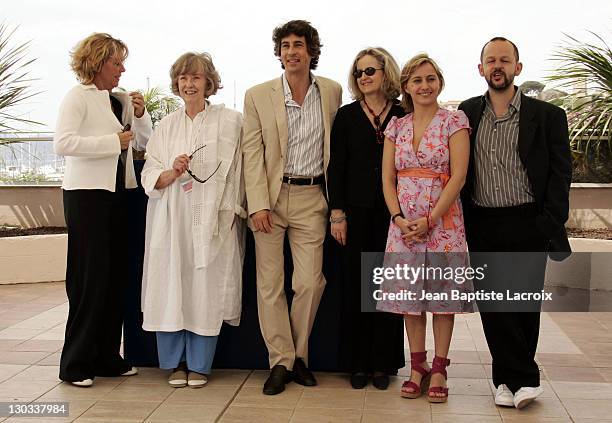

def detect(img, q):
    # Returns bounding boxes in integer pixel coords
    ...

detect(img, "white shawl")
[190,105,246,268]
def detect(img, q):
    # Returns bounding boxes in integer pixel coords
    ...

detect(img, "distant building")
[571,78,587,96]
[440,100,461,111]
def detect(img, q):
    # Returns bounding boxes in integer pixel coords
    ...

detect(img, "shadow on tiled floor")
[1,282,611,422]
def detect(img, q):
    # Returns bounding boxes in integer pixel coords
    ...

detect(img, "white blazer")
[54,84,153,191]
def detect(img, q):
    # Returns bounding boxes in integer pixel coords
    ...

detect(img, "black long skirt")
[337,204,405,374]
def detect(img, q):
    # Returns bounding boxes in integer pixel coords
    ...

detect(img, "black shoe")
[350,372,368,389]
[263,365,289,395]
[292,358,317,386]
[372,372,389,390]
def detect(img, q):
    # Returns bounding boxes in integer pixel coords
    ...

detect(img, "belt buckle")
[287,176,293,184]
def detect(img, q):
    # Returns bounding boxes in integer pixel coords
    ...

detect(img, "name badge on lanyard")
[181,179,193,194]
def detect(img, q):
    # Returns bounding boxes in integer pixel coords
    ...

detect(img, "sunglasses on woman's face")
[353,67,383,79]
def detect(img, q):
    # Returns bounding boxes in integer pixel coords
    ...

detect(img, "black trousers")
[59,179,130,381]
[338,205,405,374]
[466,204,548,393]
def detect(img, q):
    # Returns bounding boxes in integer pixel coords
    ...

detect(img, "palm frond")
[547,32,612,93]
[0,22,42,136]
[546,31,612,181]
[547,34,611,132]
[137,86,181,127]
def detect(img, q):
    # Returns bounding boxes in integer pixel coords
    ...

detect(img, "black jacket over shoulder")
[327,101,405,210]
[458,93,572,258]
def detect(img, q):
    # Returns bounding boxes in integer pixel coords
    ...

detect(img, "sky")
[3,0,611,131]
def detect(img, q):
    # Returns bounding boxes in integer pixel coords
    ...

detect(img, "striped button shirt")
[472,88,534,207]
[282,73,325,177]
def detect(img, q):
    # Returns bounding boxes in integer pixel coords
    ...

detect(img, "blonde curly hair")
[70,33,128,85]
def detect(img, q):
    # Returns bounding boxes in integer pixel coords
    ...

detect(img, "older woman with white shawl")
[141,52,245,388]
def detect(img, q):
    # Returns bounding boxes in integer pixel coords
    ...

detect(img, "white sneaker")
[121,367,138,376]
[513,386,543,409]
[494,384,514,407]
[71,379,93,387]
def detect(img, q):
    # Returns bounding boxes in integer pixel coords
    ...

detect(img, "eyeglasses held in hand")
[186,144,221,184]
[352,67,383,79]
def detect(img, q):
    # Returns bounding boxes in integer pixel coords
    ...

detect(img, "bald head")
[480,37,519,63]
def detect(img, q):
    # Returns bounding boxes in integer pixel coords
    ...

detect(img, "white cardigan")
[54,84,153,191]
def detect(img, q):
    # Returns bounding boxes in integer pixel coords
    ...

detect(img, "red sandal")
[400,351,431,399]
[427,356,450,403]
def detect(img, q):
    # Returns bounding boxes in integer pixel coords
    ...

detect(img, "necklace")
[363,98,389,144]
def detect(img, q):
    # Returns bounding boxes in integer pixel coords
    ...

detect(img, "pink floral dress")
[376,108,474,314]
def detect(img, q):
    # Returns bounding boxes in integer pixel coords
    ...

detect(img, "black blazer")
[327,100,405,210]
[458,93,572,258]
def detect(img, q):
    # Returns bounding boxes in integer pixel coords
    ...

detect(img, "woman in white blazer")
[53,33,152,387]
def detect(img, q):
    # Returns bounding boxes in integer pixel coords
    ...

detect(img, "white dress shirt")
[282,73,325,177]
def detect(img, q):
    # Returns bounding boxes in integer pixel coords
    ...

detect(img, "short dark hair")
[272,20,322,70]
[480,37,520,62]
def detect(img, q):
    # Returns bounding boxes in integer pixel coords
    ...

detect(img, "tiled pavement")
[1,282,612,422]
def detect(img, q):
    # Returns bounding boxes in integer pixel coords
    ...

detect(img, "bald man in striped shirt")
[459,37,571,409]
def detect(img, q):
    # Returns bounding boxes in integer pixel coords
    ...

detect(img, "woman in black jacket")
[328,47,406,389]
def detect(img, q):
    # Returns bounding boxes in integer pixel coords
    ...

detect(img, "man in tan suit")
[242,20,342,395]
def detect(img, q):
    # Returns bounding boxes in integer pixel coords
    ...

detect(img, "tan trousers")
[252,183,328,370]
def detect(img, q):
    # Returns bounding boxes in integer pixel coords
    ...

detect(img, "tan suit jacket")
[242,75,343,215]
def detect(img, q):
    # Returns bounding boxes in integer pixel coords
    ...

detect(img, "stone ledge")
[0,234,67,284]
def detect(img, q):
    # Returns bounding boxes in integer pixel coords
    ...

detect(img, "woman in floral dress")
[378,54,472,403]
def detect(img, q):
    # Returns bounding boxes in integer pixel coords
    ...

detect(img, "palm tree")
[0,23,41,148]
[123,86,179,159]
[140,86,180,128]
[547,32,612,181]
